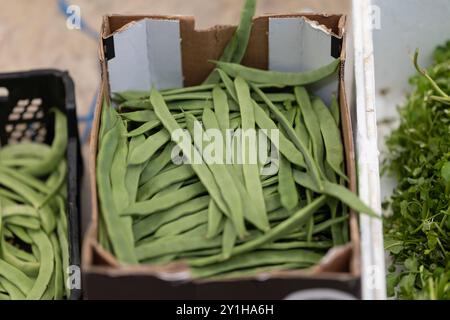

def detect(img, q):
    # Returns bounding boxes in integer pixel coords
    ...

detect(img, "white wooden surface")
[352,0,386,300]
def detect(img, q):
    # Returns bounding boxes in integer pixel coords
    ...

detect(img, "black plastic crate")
[0,69,82,300]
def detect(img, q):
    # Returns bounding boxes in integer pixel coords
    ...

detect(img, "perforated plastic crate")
[0,69,82,300]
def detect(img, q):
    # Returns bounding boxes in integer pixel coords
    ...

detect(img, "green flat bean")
[141,254,177,265]
[253,101,306,168]
[206,199,224,239]
[263,186,278,198]
[0,292,10,300]
[216,69,238,102]
[268,207,292,222]
[153,210,208,238]
[283,215,349,240]
[0,166,52,194]
[278,153,299,211]
[111,119,130,211]
[203,0,256,83]
[253,93,296,103]
[177,248,221,258]
[294,108,310,150]
[0,143,50,161]
[161,84,219,96]
[139,142,175,186]
[123,181,206,216]
[0,278,25,300]
[292,170,378,218]
[164,92,212,102]
[133,196,210,240]
[125,110,202,137]
[97,118,137,264]
[150,88,229,215]
[222,0,255,63]
[294,87,326,179]
[126,119,161,137]
[261,175,278,188]
[330,94,340,126]
[210,262,309,280]
[190,195,327,267]
[265,193,282,212]
[114,90,149,102]
[6,225,33,244]
[21,108,67,177]
[26,230,54,300]
[286,107,297,126]
[158,181,190,196]
[312,96,348,181]
[135,226,222,261]
[55,200,70,298]
[120,110,156,122]
[38,161,67,208]
[252,85,323,190]
[99,100,118,140]
[5,216,40,229]
[118,99,151,110]
[2,205,39,218]
[126,135,146,204]
[0,189,24,202]
[1,237,40,277]
[261,240,332,250]
[0,171,55,233]
[166,99,214,111]
[128,129,171,165]
[49,234,63,300]
[222,220,237,259]
[0,259,33,297]
[230,116,241,130]
[190,249,322,278]
[213,86,230,133]
[137,165,195,201]
[214,58,340,86]
[235,77,269,231]
[3,242,37,263]
[186,111,247,237]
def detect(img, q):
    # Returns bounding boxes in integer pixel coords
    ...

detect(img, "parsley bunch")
[383,41,450,300]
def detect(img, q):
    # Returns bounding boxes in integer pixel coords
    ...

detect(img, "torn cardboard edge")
[87,241,355,282]
[102,14,344,103]
[85,13,360,285]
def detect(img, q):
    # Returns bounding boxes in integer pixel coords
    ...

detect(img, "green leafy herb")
[383,41,450,300]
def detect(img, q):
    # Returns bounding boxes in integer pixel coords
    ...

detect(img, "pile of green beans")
[97,58,378,278]
[0,109,70,300]
[97,0,377,278]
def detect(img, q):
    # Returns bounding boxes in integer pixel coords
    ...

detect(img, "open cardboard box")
[82,12,362,299]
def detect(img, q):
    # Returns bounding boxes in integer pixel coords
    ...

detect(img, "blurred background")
[0,0,350,143]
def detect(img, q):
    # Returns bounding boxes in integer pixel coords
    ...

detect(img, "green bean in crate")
[96,0,377,278]
[0,109,70,300]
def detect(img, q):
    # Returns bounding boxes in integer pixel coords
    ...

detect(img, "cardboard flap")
[269,17,340,105]
[106,18,183,93]
[105,15,340,104]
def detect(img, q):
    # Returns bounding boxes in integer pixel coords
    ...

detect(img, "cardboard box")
[83,13,362,299]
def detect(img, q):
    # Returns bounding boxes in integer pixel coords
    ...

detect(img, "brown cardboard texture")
[83,13,361,299]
